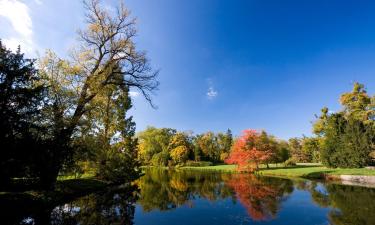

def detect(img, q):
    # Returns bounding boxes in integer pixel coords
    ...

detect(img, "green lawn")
[179,163,375,178]
[181,164,236,172]
[258,165,375,178]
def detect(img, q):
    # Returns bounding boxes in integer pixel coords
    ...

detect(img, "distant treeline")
[139,83,375,170]
[136,126,321,167]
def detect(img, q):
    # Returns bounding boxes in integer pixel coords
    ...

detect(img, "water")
[3,168,375,225]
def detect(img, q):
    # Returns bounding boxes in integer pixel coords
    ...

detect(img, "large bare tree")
[39,0,158,187]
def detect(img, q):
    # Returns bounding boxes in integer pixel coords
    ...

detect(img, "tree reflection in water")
[307,182,375,225]
[51,185,138,225]
[3,169,375,225]
[0,185,138,225]
[136,168,235,212]
[224,174,293,220]
[137,168,294,221]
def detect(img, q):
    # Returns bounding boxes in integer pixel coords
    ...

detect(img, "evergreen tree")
[0,41,46,183]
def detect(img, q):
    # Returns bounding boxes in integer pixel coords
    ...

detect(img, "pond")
[3,168,375,225]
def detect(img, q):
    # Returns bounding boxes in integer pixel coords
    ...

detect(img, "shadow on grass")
[258,164,322,171]
[302,171,335,179]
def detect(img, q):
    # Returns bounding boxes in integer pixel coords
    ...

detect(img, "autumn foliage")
[225,129,274,172]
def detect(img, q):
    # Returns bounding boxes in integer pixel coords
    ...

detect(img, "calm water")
[3,168,375,225]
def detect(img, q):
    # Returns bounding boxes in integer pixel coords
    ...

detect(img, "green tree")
[340,82,374,122]
[137,127,176,165]
[314,82,374,168]
[274,140,290,164]
[217,129,233,161]
[301,137,321,163]
[0,42,46,183]
[288,137,311,162]
[321,114,374,168]
[198,132,220,162]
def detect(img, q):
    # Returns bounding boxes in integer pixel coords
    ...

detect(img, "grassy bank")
[258,164,375,179]
[177,163,375,179]
[180,164,236,172]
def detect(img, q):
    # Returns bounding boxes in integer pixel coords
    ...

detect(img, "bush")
[150,151,169,166]
[184,161,213,167]
[284,158,296,167]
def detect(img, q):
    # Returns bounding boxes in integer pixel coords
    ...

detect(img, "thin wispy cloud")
[0,0,34,53]
[206,79,218,100]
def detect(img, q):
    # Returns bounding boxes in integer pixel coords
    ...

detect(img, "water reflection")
[310,183,375,225]
[224,174,293,220]
[136,169,234,211]
[2,168,375,225]
[0,185,137,225]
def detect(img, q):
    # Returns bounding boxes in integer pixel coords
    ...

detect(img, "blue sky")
[1,0,374,139]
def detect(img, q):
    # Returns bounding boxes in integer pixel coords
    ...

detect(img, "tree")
[170,146,190,165]
[197,132,220,162]
[340,82,374,122]
[167,132,191,152]
[273,140,290,165]
[0,41,46,184]
[301,137,321,163]
[38,0,158,188]
[217,129,233,161]
[168,132,192,165]
[137,127,176,165]
[192,135,203,161]
[321,114,374,168]
[94,85,140,183]
[314,82,374,168]
[225,129,274,171]
[288,137,312,162]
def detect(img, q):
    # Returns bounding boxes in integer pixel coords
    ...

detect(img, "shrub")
[284,158,296,167]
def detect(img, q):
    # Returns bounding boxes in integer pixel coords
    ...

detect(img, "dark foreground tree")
[0,41,46,184]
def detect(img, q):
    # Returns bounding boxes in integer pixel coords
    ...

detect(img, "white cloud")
[129,91,140,97]
[207,86,218,99]
[34,0,42,5]
[0,0,34,53]
[206,78,218,100]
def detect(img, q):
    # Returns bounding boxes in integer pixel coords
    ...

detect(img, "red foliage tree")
[225,129,274,171]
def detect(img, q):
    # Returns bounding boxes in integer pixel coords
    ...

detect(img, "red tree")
[225,129,274,172]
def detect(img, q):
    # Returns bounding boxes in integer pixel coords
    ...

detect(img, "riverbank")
[178,163,375,182]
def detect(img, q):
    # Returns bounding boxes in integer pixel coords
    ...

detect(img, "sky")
[1,0,375,139]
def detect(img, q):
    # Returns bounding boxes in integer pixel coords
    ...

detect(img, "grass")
[177,163,375,179]
[57,172,96,181]
[257,164,375,178]
[181,164,236,172]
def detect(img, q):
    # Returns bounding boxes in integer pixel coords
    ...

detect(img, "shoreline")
[143,164,375,188]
